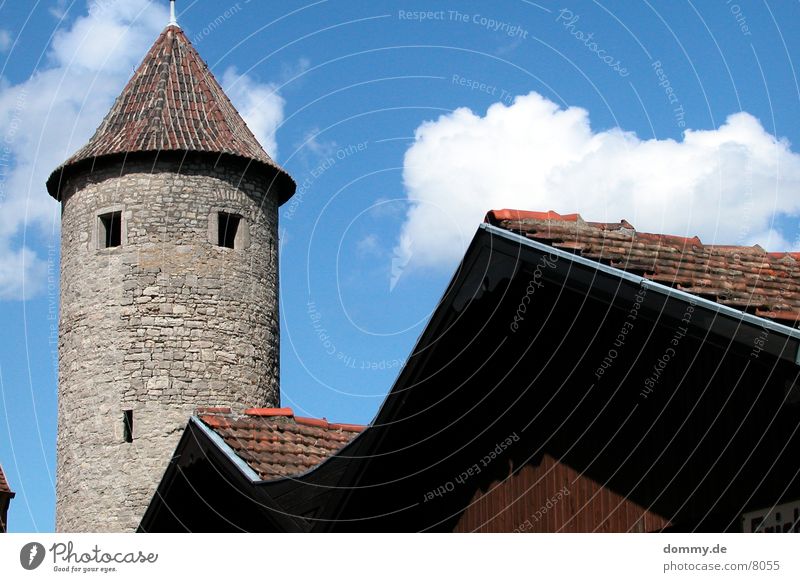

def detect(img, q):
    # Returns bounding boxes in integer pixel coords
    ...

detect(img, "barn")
[141,210,800,532]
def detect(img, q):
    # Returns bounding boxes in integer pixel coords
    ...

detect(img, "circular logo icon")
[20,542,46,570]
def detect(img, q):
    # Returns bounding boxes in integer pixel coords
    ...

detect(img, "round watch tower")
[47,15,294,532]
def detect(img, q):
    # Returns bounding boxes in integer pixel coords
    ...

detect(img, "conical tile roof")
[47,25,294,202]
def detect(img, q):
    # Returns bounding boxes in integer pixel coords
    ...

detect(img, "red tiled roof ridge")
[244,407,295,418]
[47,25,294,201]
[486,208,784,255]
[768,251,800,261]
[487,209,584,224]
[198,407,366,432]
[291,415,366,431]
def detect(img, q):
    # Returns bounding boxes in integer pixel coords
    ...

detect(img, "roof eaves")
[482,222,800,356]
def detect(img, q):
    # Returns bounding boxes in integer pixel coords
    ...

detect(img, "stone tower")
[46,12,295,532]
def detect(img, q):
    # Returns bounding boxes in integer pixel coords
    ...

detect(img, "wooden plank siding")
[453,455,670,533]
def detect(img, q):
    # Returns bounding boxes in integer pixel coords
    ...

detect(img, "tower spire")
[169,0,179,28]
[47,19,295,201]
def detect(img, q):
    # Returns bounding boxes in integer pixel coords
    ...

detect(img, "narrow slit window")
[217,212,241,249]
[98,211,122,248]
[123,410,133,443]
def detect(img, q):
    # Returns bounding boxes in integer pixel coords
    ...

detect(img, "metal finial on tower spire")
[169,0,179,27]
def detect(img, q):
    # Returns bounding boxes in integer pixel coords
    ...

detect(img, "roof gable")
[198,408,364,480]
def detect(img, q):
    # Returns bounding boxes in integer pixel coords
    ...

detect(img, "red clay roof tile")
[0,464,13,496]
[294,416,330,429]
[329,422,368,432]
[487,209,800,326]
[244,407,294,417]
[47,25,294,201]
[198,412,364,480]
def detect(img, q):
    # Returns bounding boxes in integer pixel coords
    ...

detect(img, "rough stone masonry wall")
[55,158,279,532]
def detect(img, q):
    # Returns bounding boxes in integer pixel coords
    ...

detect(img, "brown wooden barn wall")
[453,455,670,533]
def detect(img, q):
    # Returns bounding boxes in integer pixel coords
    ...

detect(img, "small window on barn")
[98,211,122,249]
[123,410,133,443]
[217,212,241,249]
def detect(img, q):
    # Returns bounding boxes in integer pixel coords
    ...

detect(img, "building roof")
[144,218,800,532]
[47,24,295,202]
[486,209,800,326]
[0,464,12,496]
[197,407,364,480]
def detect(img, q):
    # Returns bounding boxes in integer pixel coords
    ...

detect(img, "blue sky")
[1,0,800,532]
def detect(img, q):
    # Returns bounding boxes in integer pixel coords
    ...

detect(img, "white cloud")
[0,244,46,300]
[397,92,800,272]
[0,1,286,301]
[300,127,337,158]
[0,0,166,300]
[356,234,382,258]
[280,57,311,83]
[0,29,11,52]
[222,67,285,159]
[49,0,69,20]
